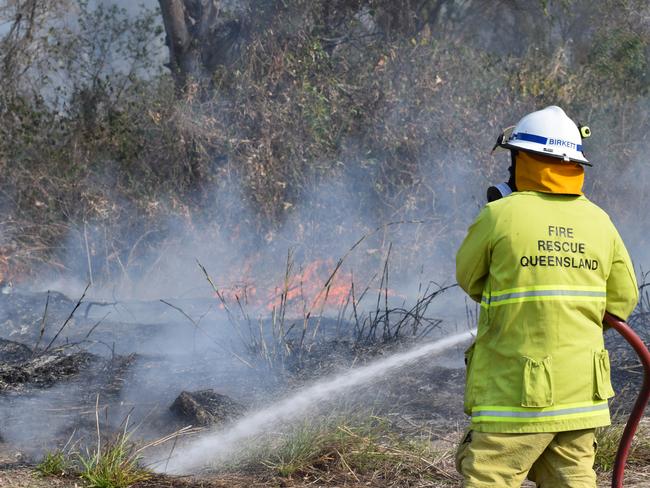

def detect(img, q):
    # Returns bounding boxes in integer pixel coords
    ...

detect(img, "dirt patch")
[3,466,650,487]
[0,467,405,487]
[0,467,81,487]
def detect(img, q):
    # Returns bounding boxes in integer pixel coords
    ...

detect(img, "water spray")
[159,328,476,474]
[604,312,650,488]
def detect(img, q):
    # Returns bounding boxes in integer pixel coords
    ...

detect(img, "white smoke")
[156,328,475,474]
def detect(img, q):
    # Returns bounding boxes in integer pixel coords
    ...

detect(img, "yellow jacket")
[456,191,638,433]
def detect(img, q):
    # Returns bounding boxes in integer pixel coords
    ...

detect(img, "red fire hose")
[603,311,650,488]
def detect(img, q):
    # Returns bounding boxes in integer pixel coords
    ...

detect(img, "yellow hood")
[515,151,584,195]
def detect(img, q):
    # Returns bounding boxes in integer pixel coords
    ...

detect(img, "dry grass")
[197,242,452,374]
[219,414,462,487]
[595,419,650,473]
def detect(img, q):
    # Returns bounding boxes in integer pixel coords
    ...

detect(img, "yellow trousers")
[455,429,597,488]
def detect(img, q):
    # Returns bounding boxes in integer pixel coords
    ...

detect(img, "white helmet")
[495,106,591,165]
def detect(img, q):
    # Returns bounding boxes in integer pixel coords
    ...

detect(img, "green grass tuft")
[36,450,71,477]
[77,430,151,488]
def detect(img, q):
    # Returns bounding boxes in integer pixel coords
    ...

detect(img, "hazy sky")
[0,0,162,36]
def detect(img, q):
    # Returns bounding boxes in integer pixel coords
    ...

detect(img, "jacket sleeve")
[456,206,493,302]
[606,226,638,320]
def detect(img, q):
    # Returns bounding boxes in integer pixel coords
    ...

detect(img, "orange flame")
[212,257,401,315]
[265,258,353,312]
[212,258,357,313]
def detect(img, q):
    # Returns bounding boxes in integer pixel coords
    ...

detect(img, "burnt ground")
[0,290,649,487]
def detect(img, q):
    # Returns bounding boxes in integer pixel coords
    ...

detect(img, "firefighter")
[455,106,639,487]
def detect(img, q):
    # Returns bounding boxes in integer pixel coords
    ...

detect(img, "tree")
[158,0,248,91]
[0,0,69,96]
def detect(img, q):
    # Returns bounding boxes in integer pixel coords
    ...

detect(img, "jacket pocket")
[463,342,476,415]
[594,349,615,400]
[521,356,554,407]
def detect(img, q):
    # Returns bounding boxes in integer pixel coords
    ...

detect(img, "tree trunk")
[158,0,246,92]
[158,0,196,90]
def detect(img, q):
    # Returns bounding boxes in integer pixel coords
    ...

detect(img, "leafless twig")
[33,290,50,353]
[43,282,91,353]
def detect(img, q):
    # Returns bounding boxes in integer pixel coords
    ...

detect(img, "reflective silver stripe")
[472,403,608,419]
[486,289,606,305]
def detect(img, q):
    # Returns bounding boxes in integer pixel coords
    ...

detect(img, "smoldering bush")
[0,0,648,288]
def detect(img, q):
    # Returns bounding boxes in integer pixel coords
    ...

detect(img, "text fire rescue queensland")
[520,225,599,270]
